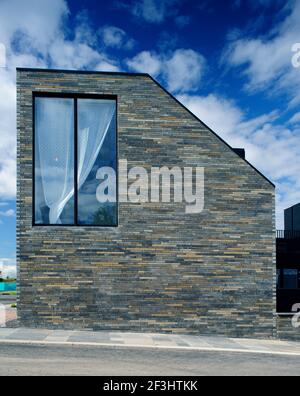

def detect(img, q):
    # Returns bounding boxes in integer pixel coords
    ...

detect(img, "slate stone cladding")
[17,69,276,338]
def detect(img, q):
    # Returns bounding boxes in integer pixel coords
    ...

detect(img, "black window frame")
[32,92,118,228]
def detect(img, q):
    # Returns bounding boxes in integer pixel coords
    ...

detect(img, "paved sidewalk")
[1,328,300,356]
[0,295,17,327]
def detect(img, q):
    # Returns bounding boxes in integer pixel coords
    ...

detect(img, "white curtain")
[36,98,74,225]
[77,99,115,193]
[36,98,115,225]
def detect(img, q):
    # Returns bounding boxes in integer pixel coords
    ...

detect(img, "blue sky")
[0,0,300,276]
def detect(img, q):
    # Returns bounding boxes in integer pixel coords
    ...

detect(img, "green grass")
[0,278,16,283]
[0,291,17,296]
[10,303,17,309]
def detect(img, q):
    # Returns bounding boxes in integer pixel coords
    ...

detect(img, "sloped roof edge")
[16,67,275,188]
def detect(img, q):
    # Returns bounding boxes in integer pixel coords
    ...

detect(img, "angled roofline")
[285,203,300,210]
[16,67,149,78]
[148,75,275,188]
[16,67,275,188]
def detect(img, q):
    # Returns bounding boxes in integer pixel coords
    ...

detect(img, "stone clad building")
[17,68,276,338]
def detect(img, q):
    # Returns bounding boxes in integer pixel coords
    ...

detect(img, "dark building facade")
[276,205,300,340]
[285,203,300,232]
[277,204,300,314]
[17,68,276,339]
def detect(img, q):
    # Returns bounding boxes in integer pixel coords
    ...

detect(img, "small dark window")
[34,95,117,227]
[282,269,299,290]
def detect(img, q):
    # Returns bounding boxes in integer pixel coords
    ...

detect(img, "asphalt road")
[0,344,299,376]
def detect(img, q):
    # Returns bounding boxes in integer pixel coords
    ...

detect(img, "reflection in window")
[34,96,117,226]
[276,269,281,289]
[35,98,74,225]
[283,269,298,290]
[77,99,117,226]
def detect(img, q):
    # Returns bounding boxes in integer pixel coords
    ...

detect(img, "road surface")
[0,343,299,376]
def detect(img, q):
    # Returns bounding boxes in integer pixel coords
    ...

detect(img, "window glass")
[35,98,74,225]
[77,99,117,226]
[276,269,281,289]
[34,96,117,227]
[283,269,298,289]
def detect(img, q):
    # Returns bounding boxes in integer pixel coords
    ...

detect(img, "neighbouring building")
[276,204,300,339]
[285,203,300,232]
[277,203,300,313]
[17,68,276,339]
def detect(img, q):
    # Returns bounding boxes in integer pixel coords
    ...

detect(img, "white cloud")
[100,26,136,50]
[0,0,66,201]
[49,40,119,71]
[165,50,205,92]
[0,209,15,217]
[178,94,243,135]
[225,0,300,105]
[221,0,300,226]
[94,61,120,73]
[178,93,300,228]
[0,0,122,202]
[0,69,17,199]
[126,51,162,76]
[129,0,180,23]
[0,43,6,68]
[0,0,121,73]
[289,112,300,124]
[0,0,69,54]
[127,49,205,93]
[0,258,16,278]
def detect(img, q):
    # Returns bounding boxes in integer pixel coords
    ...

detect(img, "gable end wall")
[17,70,276,338]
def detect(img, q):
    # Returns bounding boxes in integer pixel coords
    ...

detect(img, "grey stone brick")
[17,69,276,339]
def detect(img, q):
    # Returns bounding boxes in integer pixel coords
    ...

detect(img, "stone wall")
[17,69,276,338]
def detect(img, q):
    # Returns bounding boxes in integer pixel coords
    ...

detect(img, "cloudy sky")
[0,0,300,275]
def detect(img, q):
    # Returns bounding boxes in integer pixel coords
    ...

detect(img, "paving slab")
[1,328,300,356]
[0,328,18,338]
[6,328,49,341]
[177,335,212,348]
[68,332,116,344]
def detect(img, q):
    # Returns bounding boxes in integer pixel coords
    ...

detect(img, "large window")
[34,94,117,227]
